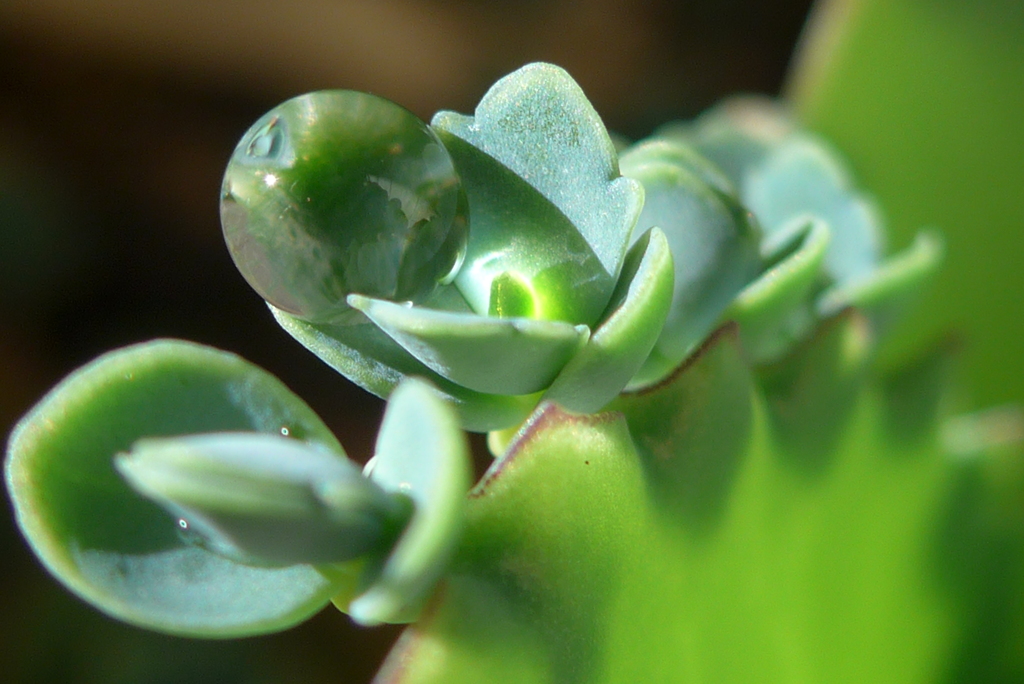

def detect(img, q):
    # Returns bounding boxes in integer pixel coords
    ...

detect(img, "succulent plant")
[5,57,1022,684]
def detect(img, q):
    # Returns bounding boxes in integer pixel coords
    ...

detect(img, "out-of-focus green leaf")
[817,229,944,336]
[618,138,736,197]
[658,95,794,189]
[729,218,830,363]
[790,0,1024,406]
[378,323,1014,684]
[744,135,883,284]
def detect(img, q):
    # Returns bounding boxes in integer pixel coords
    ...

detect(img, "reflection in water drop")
[246,116,283,159]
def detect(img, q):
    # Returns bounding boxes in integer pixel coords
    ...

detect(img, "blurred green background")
[2,0,1022,682]
[791,0,1024,410]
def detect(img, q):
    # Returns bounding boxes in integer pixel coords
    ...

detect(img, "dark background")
[0,1,813,682]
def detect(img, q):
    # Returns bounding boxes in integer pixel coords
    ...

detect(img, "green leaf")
[427,131,614,326]
[346,378,471,626]
[542,227,674,414]
[728,217,831,363]
[609,324,755,531]
[347,294,589,396]
[432,62,643,326]
[817,229,944,339]
[790,0,1024,407]
[758,310,872,464]
[744,134,883,284]
[4,340,347,637]
[618,138,737,197]
[115,432,409,567]
[620,145,762,381]
[379,324,1007,684]
[270,305,540,432]
[657,95,794,188]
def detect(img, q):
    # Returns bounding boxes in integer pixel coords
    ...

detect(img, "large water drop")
[221,91,469,323]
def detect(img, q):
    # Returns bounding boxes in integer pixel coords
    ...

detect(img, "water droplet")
[175,517,206,547]
[221,91,469,324]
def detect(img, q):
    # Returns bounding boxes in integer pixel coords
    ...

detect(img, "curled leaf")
[4,340,348,636]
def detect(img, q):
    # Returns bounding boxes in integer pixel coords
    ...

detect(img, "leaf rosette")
[224,65,942,435]
[236,65,677,432]
[4,61,961,659]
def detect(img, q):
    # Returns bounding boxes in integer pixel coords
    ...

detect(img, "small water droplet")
[175,517,207,548]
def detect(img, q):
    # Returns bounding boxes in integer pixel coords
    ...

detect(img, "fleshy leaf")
[744,135,884,283]
[115,432,409,567]
[543,227,674,414]
[728,217,831,363]
[817,229,944,337]
[270,305,540,432]
[620,145,762,383]
[4,340,346,637]
[377,403,646,684]
[347,378,471,625]
[432,62,643,324]
[758,309,872,465]
[608,324,755,531]
[380,321,990,684]
[617,138,736,197]
[427,131,614,326]
[348,294,589,396]
[657,95,794,187]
